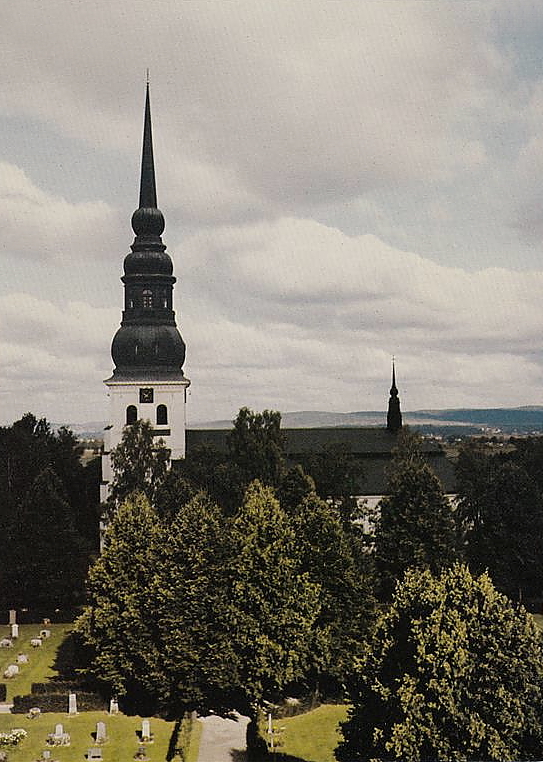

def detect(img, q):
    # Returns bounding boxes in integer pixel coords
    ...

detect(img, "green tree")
[456,442,543,602]
[228,481,320,709]
[292,493,375,689]
[76,492,161,710]
[227,407,285,488]
[149,493,240,714]
[3,467,89,611]
[375,432,458,599]
[108,419,170,508]
[337,564,543,762]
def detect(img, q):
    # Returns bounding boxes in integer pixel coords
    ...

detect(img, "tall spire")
[387,358,403,433]
[131,83,164,238]
[139,82,158,209]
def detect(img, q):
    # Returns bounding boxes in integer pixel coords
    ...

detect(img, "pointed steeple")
[131,83,165,238]
[387,359,403,433]
[139,82,158,209]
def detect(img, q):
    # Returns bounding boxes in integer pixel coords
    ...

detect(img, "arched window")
[157,404,168,425]
[126,405,137,425]
[142,289,153,309]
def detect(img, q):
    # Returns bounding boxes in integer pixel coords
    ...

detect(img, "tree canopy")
[337,564,543,762]
[374,431,459,599]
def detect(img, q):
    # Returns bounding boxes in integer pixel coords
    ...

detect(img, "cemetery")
[0,616,196,762]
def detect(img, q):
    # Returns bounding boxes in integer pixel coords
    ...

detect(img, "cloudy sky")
[2,1,543,426]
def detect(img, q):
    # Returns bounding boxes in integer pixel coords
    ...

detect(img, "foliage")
[0,728,26,746]
[3,467,90,611]
[374,431,459,599]
[292,493,375,685]
[337,564,543,762]
[148,493,240,714]
[456,440,543,602]
[228,481,321,708]
[76,492,161,707]
[227,407,285,488]
[108,419,170,509]
[11,691,105,713]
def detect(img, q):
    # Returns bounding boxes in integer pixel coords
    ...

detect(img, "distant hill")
[64,406,543,440]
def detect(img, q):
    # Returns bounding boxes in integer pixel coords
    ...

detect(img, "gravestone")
[16,653,28,663]
[9,610,16,625]
[88,748,103,761]
[109,697,119,714]
[4,663,19,678]
[55,723,64,738]
[42,750,51,760]
[0,638,12,648]
[31,637,42,647]
[141,718,151,742]
[11,623,19,639]
[96,721,107,743]
[40,629,51,638]
[68,692,77,715]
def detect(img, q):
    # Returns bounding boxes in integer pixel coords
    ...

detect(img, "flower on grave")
[0,728,28,746]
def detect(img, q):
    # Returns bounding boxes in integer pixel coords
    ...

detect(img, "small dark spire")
[387,358,403,433]
[131,82,165,237]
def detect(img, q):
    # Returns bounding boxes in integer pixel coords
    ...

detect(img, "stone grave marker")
[109,697,119,714]
[87,748,103,761]
[31,637,42,647]
[141,718,151,742]
[4,663,19,678]
[68,692,77,715]
[16,653,28,663]
[0,638,12,648]
[54,723,63,738]
[9,610,16,625]
[11,623,19,639]
[96,721,107,743]
[42,750,51,760]
[40,629,51,638]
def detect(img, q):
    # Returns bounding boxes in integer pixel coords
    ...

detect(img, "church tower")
[100,84,190,503]
[386,360,402,433]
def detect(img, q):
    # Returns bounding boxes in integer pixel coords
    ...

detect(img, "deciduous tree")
[337,564,543,762]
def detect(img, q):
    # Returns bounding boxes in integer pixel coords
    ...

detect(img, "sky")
[2,1,543,426]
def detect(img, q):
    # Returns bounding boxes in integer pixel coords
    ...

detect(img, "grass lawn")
[262,704,348,762]
[0,623,72,702]
[0,710,178,761]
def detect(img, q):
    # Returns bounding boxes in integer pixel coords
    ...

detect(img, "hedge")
[31,681,80,695]
[12,691,106,713]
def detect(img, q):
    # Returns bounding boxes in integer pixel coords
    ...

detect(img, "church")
[100,86,455,504]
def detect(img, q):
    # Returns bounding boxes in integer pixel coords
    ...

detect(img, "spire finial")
[131,82,164,237]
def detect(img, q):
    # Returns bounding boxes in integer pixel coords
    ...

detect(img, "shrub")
[11,691,105,713]
[0,684,6,702]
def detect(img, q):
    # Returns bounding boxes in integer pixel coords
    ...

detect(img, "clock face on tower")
[139,387,154,403]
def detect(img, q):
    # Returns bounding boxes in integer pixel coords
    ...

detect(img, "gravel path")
[196,712,249,762]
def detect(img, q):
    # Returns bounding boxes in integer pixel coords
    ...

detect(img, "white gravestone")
[31,637,42,647]
[88,748,103,760]
[141,718,151,742]
[0,638,12,648]
[42,751,51,760]
[68,692,77,715]
[3,664,19,678]
[96,721,107,743]
[11,624,19,639]
[16,653,28,663]
[9,610,16,625]
[109,698,119,714]
[40,629,51,638]
[54,723,63,738]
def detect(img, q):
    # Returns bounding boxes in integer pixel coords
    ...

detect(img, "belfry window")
[126,405,137,424]
[142,289,153,309]
[157,404,168,425]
